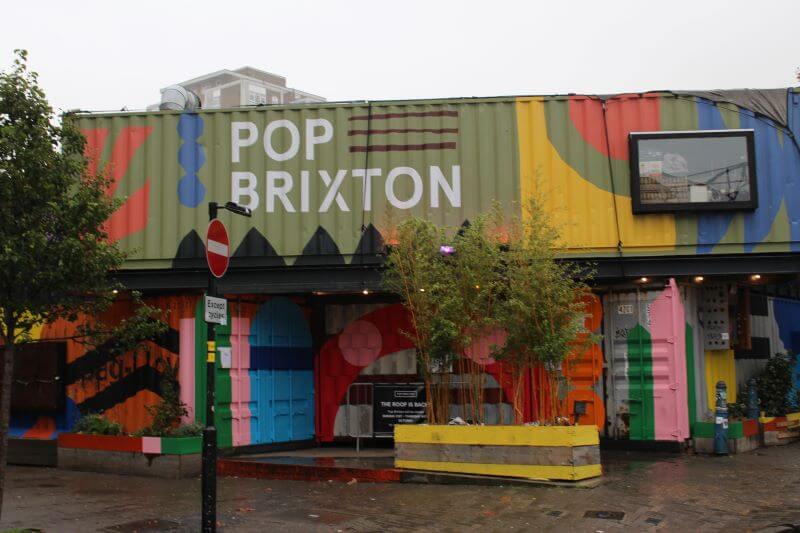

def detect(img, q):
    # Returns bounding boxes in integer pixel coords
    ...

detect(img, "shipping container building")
[12,88,800,450]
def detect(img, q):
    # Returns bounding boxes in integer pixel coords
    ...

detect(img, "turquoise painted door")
[249,298,314,444]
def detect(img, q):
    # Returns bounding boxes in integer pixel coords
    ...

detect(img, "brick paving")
[2,443,800,532]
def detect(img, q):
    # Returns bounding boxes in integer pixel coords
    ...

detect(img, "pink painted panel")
[230,317,252,447]
[650,279,690,441]
[178,318,196,424]
[141,436,161,454]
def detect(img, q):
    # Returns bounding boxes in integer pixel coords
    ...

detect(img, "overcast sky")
[2,0,798,113]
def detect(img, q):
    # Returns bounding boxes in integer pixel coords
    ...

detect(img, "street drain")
[102,518,183,532]
[584,510,625,520]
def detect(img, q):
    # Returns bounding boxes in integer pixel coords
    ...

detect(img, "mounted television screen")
[629,130,757,213]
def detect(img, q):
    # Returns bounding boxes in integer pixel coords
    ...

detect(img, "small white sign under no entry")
[204,295,227,325]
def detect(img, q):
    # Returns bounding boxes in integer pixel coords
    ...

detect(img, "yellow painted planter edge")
[395,459,602,481]
[394,424,599,447]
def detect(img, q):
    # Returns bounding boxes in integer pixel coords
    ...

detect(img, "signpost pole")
[202,202,219,533]
[199,201,248,532]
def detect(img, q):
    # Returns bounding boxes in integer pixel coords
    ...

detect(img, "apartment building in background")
[152,66,325,109]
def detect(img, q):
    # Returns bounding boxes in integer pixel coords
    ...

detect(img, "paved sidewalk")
[2,443,799,532]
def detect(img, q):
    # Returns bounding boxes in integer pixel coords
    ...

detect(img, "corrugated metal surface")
[605,289,651,439]
[79,99,519,268]
[703,350,737,407]
[734,295,800,396]
[603,281,690,441]
[681,285,711,422]
[38,295,197,433]
[562,294,605,431]
[325,303,386,335]
[77,89,800,269]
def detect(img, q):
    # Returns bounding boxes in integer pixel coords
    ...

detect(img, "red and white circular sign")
[206,219,230,278]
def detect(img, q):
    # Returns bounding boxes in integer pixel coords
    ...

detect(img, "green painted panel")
[213,317,233,449]
[160,436,202,455]
[192,299,233,448]
[686,323,698,428]
[692,421,744,439]
[627,324,655,440]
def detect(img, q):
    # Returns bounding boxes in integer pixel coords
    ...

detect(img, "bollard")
[714,380,729,455]
[747,378,759,420]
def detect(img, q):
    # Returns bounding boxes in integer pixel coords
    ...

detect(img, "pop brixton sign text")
[229,119,461,213]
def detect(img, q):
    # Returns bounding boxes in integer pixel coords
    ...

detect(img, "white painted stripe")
[207,239,228,256]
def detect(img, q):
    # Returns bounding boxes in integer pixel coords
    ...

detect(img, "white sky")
[2,0,798,113]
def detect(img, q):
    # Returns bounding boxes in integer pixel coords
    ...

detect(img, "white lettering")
[264,119,300,162]
[231,122,258,163]
[266,171,295,212]
[319,170,349,212]
[231,171,259,210]
[385,167,423,210]
[305,119,333,160]
[300,170,310,213]
[430,165,461,208]
[352,168,381,211]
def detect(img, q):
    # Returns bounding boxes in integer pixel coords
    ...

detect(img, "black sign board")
[373,384,427,435]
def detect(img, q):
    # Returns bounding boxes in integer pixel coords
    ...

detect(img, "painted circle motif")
[338,320,382,367]
[464,329,506,365]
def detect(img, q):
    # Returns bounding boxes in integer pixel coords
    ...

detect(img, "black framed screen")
[630,130,758,214]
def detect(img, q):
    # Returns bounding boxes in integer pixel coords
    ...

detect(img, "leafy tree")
[382,218,453,423]
[384,212,510,424]
[440,211,505,423]
[384,196,594,425]
[491,196,596,423]
[0,50,165,517]
[755,353,795,417]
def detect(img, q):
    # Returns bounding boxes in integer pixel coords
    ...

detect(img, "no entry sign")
[206,219,230,278]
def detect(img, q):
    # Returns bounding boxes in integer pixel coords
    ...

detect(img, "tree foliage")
[382,218,452,423]
[0,50,125,339]
[383,196,596,425]
[0,50,166,517]
[489,198,597,422]
[754,353,796,417]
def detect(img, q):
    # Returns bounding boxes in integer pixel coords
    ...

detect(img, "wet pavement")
[2,443,800,532]
[231,447,396,470]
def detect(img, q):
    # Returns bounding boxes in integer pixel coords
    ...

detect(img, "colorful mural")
[11,295,197,438]
[188,297,314,447]
[14,286,798,444]
[316,299,607,442]
[75,89,800,268]
[604,280,690,441]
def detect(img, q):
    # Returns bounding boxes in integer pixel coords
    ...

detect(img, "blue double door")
[249,298,315,444]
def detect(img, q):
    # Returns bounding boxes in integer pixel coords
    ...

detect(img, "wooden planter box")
[761,412,800,446]
[394,425,601,481]
[57,433,201,478]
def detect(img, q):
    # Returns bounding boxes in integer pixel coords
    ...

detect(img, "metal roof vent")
[159,85,201,111]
